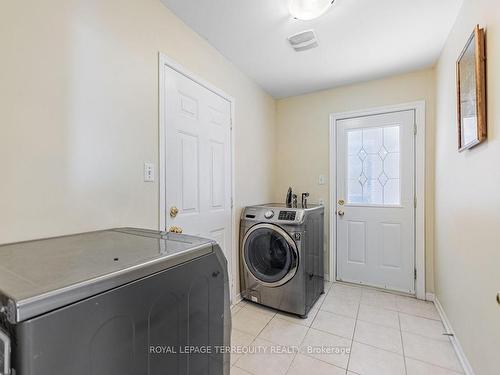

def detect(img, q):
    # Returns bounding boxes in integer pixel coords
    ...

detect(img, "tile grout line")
[400,329,454,343]
[299,352,351,373]
[398,310,444,322]
[284,285,329,375]
[308,314,446,361]
[403,356,466,374]
[233,294,330,374]
[231,302,277,372]
[334,280,416,298]
[233,364,255,375]
[305,322,355,342]
[298,325,352,371]
[284,283,352,375]
[282,326,304,374]
[344,298,360,373]
[240,297,349,374]
[315,308,359,322]
[326,286,427,370]
[398,312,409,375]
[349,338,406,357]
[249,306,276,339]
[357,298,442,321]
[235,285,443,374]
[308,284,362,372]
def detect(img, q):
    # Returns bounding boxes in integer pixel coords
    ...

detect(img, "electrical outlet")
[144,162,155,182]
[318,198,325,206]
[318,175,326,185]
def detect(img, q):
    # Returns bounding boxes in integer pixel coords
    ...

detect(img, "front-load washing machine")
[240,204,324,318]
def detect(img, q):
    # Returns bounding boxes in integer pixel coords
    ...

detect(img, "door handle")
[168,226,183,234]
[337,210,344,216]
[169,206,179,218]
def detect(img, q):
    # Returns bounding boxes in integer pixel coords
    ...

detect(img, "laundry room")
[1,1,499,375]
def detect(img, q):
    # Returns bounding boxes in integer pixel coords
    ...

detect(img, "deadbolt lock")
[169,206,179,218]
[338,199,345,206]
[168,226,183,234]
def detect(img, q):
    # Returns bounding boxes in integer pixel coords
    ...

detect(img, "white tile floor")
[230,282,464,375]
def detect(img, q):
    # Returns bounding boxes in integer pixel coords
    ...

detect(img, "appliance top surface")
[252,203,323,211]
[0,228,214,321]
[242,203,324,225]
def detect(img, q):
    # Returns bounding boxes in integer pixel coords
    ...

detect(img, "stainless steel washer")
[240,204,324,318]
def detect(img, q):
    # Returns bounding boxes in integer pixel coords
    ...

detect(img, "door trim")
[158,52,236,301]
[329,101,426,300]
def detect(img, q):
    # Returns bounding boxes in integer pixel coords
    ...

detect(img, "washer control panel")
[278,211,296,221]
[264,210,275,219]
[242,205,322,224]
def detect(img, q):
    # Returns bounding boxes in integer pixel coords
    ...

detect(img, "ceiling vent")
[288,30,319,52]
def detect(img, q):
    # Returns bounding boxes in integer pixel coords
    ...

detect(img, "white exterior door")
[336,110,415,293]
[163,66,233,288]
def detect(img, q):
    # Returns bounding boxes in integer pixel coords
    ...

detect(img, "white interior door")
[336,110,415,294]
[163,66,233,290]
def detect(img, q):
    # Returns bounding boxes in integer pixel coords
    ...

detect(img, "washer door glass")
[243,225,297,285]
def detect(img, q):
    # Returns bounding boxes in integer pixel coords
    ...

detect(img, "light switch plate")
[318,175,326,185]
[144,162,155,182]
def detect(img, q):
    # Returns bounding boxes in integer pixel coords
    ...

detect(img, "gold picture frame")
[456,25,487,151]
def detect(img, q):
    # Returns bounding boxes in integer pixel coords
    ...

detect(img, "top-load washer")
[239,204,324,318]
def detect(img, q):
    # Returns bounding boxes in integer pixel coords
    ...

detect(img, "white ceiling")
[161,0,463,98]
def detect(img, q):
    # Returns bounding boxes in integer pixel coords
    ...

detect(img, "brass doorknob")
[169,206,179,218]
[168,226,183,234]
[337,210,345,216]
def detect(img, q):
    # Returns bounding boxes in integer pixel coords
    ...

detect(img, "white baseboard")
[425,292,435,301]
[231,293,243,307]
[434,297,475,375]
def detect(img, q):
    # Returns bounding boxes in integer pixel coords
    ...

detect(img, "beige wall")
[434,0,500,373]
[0,0,276,293]
[274,69,436,292]
[3,6,500,369]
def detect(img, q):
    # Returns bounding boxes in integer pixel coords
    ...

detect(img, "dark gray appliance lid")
[0,228,214,323]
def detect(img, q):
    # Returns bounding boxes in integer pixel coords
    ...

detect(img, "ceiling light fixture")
[288,0,335,21]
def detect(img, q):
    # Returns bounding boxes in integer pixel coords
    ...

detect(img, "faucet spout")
[301,192,310,208]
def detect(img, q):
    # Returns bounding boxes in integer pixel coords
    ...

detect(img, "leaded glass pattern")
[347,126,400,205]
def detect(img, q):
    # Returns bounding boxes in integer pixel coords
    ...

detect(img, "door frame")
[158,52,236,301]
[329,101,426,300]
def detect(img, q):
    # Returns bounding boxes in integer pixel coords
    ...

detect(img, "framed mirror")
[456,25,487,151]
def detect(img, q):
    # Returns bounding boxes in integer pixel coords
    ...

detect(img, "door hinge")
[414,268,417,280]
[414,196,417,208]
[414,123,418,135]
[231,197,234,209]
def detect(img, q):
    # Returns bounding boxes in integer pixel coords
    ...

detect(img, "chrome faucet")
[286,187,293,208]
[301,192,310,208]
